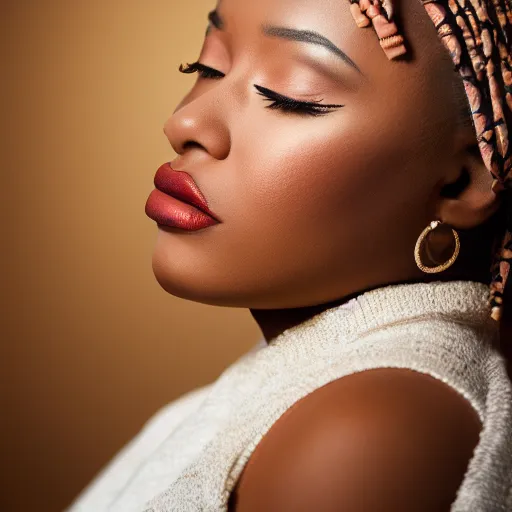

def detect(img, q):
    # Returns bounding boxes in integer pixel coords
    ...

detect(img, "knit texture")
[67,280,512,512]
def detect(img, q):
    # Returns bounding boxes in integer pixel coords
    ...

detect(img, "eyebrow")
[206,9,362,75]
[263,26,362,74]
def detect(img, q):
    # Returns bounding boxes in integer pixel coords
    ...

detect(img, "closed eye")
[178,61,344,117]
[179,61,225,79]
[253,84,344,117]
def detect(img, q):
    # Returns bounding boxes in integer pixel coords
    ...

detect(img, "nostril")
[182,140,205,152]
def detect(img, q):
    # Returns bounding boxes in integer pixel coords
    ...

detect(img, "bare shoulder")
[229,368,482,512]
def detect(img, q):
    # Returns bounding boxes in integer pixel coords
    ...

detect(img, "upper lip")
[153,162,220,221]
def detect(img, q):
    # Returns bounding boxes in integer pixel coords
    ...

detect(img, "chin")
[148,230,323,310]
[150,250,294,309]
[150,247,247,308]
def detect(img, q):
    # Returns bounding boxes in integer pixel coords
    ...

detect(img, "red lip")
[145,162,220,231]
[155,162,219,219]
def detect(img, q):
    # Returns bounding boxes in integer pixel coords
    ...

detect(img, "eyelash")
[179,61,225,79]
[178,61,344,117]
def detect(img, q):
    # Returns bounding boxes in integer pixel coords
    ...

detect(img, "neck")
[249,274,494,344]
[249,278,415,343]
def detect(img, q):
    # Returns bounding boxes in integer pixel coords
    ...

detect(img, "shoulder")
[229,368,481,512]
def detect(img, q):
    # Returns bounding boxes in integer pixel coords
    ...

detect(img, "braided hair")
[348,0,512,322]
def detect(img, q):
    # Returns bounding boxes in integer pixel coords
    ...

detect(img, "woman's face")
[149,0,466,309]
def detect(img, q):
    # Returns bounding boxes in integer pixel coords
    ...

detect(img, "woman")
[68,0,512,510]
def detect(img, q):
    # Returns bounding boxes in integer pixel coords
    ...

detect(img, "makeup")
[145,163,220,231]
[178,63,344,117]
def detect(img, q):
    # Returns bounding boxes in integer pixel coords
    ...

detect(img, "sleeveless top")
[67,280,512,512]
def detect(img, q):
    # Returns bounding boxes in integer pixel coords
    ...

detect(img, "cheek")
[231,108,427,248]
[222,106,434,290]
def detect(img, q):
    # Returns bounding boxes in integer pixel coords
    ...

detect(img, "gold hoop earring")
[414,220,460,273]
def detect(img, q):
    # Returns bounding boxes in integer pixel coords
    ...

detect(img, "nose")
[163,93,231,161]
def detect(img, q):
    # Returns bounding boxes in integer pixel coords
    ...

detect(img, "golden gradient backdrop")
[2,2,261,511]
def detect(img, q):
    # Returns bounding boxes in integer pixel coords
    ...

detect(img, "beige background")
[2,2,261,511]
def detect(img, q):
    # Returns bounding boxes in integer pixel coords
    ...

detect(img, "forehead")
[213,0,370,75]
[213,0,451,78]
[215,0,353,36]
[214,0,440,47]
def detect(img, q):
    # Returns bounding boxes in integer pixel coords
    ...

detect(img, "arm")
[229,368,481,512]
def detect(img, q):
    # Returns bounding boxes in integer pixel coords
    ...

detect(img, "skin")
[149,0,503,508]
[227,369,482,512]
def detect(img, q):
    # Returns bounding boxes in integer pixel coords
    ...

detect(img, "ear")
[435,140,502,230]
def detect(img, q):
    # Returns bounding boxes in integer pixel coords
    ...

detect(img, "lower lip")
[145,189,219,231]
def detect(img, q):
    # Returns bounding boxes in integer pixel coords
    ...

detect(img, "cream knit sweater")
[68,280,512,511]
